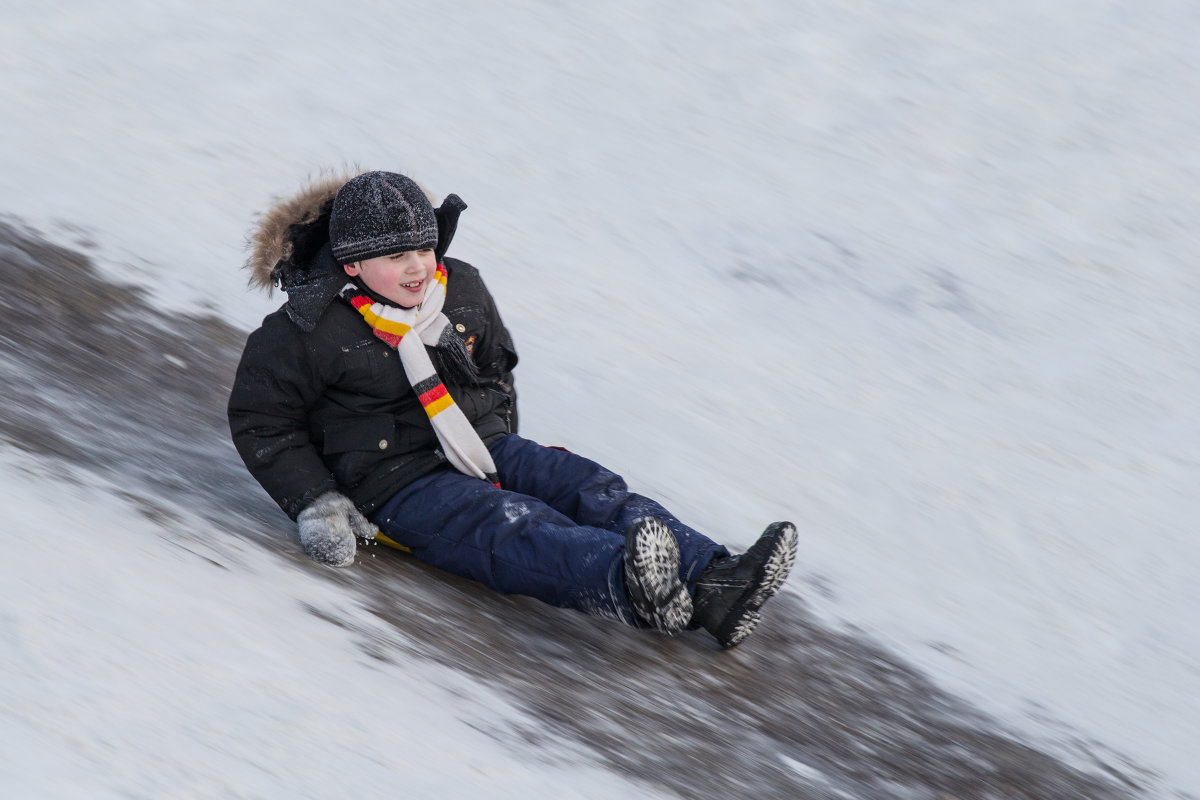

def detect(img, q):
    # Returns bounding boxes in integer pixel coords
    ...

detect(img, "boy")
[228,171,796,647]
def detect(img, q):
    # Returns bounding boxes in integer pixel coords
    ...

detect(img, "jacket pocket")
[337,337,388,384]
[322,414,396,455]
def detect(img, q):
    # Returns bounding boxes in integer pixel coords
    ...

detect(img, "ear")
[343,262,360,277]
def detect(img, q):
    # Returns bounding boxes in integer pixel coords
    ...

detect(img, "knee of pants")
[568,465,633,524]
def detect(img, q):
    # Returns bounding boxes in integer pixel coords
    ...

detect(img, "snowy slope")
[0,452,652,798]
[2,0,1198,795]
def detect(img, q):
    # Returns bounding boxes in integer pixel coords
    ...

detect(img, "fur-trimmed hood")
[246,172,350,292]
[244,172,468,330]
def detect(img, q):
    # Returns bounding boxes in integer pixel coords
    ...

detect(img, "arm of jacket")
[227,311,337,520]
[445,258,520,433]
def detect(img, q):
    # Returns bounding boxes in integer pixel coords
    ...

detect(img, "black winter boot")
[692,522,798,648]
[624,518,693,635]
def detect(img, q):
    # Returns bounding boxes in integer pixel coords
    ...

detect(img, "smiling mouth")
[401,280,423,289]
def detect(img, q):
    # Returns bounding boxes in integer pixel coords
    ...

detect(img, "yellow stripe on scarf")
[360,306,412,337]
[423,392,455,418]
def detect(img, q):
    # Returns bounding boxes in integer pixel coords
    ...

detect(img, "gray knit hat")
[329,171,439,263]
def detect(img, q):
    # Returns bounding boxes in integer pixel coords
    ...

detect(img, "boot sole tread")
[626,519,692,635]
[716,523,798,648]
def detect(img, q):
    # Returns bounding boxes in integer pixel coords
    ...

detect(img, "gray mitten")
[296,491,379,567]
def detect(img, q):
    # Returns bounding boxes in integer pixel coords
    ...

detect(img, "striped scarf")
[339,264,500,486]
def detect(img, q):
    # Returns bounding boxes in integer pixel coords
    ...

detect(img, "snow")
[2,0,1199,795]
[0,455,647,799]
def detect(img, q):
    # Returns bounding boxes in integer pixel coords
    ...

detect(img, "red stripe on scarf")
[371,329,403,348]
[418,382,449,407]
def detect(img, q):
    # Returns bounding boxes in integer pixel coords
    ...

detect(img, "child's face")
[344,249,438,307]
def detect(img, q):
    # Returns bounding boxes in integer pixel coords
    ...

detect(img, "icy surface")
[2,0,1198,796]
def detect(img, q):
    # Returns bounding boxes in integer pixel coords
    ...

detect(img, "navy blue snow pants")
[371,434,728,625]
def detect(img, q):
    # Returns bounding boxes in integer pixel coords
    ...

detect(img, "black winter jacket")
[228,176,518,520]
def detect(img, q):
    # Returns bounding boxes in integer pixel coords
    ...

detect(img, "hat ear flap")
[434,194,468,262]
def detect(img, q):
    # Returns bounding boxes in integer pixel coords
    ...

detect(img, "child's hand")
[296,491,378,567]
